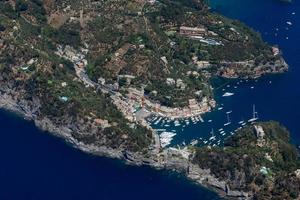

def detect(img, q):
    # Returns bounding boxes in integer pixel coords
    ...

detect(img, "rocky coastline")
[0,89,251,200]
[218,57,288,79]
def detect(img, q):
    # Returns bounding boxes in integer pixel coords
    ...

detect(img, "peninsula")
[0,0,296,199]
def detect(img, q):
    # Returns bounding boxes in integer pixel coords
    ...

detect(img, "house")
[166,78,176,85]
[180,26,207,38]
[196,61,210,69]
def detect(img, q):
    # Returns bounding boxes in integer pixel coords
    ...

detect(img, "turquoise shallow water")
[1,0,300,199]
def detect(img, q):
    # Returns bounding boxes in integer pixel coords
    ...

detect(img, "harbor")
[149,77,274,149]
[1,1,300,200]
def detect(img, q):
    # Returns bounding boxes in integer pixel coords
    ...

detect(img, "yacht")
[222,92,234,97]
[209,128,216,141]
[248,104,259,122]
[238,120,245,124]
[224,112,232,126]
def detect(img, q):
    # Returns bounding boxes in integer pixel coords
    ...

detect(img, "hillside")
[192,122,300,199]
[0,0,288,161]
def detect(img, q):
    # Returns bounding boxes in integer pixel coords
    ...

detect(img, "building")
[180,26,207,38]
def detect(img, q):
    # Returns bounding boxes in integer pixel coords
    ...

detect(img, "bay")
[1,0,300,199]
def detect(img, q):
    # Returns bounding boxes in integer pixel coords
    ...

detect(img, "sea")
[0,0,299,199]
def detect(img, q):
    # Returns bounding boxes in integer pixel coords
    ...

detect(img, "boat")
[218,128,223,132]
[174,120,181,127]
[199,116,204,122]
[208,120,212,123]
[224,112,232,126]
[238,120,245,124]
[190,140,198,146]
[154,129,166,132]
[218,107,223,111]
[209,128,216,141]
[287,21,293,26]
[154,117,162,125]
[248,104,259,122]
[159,132,176,148]
[222,92,234,97]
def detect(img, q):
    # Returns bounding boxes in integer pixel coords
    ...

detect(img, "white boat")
[224,112,232,126]
[248,104,259,122]
[238,120,245,124]
[218,128,223,132]
[190,140,198,146]
[174,120,181,127]
[218,107,223,111]
[209,129,216,141]
[287,21,293,26]
[200,116,204,122]
[154,117,162,125]
[159,132,177,148]
[155,129,166,132]
[208,120,213,123]
[222,92,234,97]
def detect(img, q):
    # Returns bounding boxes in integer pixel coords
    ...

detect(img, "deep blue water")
[1,0,300,199]
[0,110,219,200]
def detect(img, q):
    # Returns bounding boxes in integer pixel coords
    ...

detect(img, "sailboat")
[248,104,259,122]
[209,128,216,141]
[224,112,232,126]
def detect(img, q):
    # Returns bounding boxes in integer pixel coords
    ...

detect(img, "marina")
[150,77,277,148]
